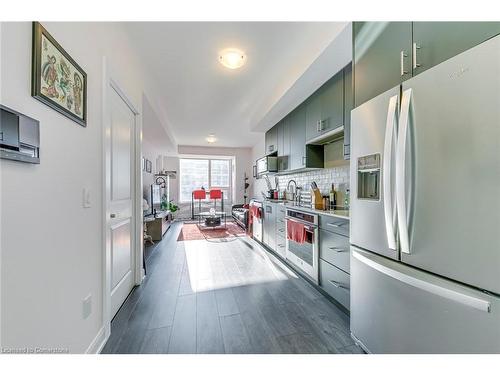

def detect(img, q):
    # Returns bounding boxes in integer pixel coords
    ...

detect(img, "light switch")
[83,188,91,208]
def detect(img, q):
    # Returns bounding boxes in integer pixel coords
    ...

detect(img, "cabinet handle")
[327,222,345,228]
[110,213,117,218]
[400,50,408,76]
[412,43,421,69]
[316,120,320,132]
[329,247,347,253]
[328,280,349,290]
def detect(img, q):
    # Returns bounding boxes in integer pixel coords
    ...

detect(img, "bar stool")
[209,189,224,212]
[192,189,207,221]
[209,189,225,227]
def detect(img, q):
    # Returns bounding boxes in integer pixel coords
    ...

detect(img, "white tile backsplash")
[276,165,350,195]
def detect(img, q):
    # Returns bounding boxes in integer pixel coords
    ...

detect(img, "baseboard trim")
[85,326,107,354]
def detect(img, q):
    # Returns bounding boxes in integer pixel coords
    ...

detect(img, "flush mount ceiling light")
[219,48,246,69]
[206,134,217,143]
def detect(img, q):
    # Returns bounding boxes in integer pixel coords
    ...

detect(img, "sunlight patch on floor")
[182,237,297,293]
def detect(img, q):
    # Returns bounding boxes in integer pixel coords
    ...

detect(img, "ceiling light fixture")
[219,48,246,69]
[206,134,217,143]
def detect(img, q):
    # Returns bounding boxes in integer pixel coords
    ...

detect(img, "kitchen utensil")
[264,175,272,190]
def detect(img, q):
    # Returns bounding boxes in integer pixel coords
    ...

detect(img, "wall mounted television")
[0,104,40,164]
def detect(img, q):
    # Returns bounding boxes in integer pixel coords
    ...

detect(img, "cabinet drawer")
[319,215,350,237]
[277,206,286,220]
[275,236,286,258]
[276,222,286,237]
[319,259,350,310]
[319,229,350,273]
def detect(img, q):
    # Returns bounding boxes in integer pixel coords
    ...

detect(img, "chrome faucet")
[286,180,301,203]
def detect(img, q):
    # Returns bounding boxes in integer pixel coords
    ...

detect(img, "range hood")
[306,125,344,145]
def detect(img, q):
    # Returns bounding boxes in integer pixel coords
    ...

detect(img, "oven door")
[285,219,319,283]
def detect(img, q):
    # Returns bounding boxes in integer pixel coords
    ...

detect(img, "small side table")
[143,216,155,245]
[195,211,227,229]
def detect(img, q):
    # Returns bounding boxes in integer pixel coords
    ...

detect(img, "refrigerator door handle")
[352,250,491,313]
[383,95,398,251]
[396,88,412,254]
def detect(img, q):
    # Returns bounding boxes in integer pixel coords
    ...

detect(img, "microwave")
[0,104,40,164]
[256,155,278,175]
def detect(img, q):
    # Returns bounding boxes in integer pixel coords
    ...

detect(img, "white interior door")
[108,85,136,318]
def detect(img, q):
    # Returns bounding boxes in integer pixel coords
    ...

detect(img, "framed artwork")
[31,22,87,127]
[146,160,152,173]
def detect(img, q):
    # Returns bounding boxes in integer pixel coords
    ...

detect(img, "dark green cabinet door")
[282,116,290,157]
[343,63,353,160]
[265,125,278,155]
[412,22,500,76]
[353,22,412,108]
[277,120,284,157]
[321,71,344,133]
[305,91,322,141]
[289,105,306,170]
[277,118,290,171]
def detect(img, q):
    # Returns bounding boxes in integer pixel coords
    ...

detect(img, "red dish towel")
[286,220,306,244]
[250,205,261,219]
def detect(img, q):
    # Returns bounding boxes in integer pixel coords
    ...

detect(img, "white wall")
[141,94,175,209]
[0,22,167,353]
[250,136,268,199]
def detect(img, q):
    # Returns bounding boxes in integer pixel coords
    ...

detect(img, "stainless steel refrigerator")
[349,34,500,353]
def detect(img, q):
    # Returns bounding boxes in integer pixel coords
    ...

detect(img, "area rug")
[177,222,247,242]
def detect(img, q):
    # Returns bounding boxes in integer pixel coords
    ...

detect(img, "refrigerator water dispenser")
[357,153,380,200]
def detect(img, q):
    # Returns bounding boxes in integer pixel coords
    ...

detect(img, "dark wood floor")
[101,221,363,354]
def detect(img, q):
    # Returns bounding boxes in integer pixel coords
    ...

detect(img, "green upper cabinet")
[265,125,277,155]
[305,70,344,142]
[353,22,412,108]
[412,22,500,76]
[277,117,290,171]
[277,120,284,157]
[305,91,322,141]
[289,105,306,170]
[289,104,324,170]
[321,71,344,134]
[343,62,353,160]
[353,22,500,108]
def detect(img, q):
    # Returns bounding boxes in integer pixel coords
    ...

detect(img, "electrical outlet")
[82,294,92,319]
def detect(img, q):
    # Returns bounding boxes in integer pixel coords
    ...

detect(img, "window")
[179,158,232,203]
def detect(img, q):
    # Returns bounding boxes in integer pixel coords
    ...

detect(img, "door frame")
[101,57,143,342]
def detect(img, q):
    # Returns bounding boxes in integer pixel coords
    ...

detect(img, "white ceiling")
[124,22,348,148]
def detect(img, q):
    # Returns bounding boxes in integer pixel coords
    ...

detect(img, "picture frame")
[31,22,87,127]
[146,159,152,173]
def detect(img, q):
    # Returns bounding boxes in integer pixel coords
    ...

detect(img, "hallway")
[102,222,362,354]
